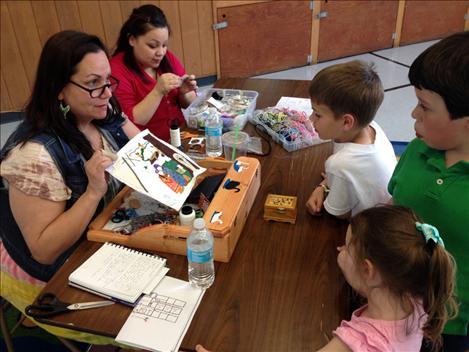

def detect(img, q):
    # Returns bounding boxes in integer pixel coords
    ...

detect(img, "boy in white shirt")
[306,60,396,218]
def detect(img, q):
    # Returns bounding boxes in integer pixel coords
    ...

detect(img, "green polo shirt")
[389,138,469,336]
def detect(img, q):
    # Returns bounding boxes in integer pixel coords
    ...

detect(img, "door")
[317,0,399,62]
[400,0,469,45]
[216,1,312,78]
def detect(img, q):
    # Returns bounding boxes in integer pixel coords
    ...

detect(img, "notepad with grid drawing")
[68,242,167,304]
[115,276,205,352]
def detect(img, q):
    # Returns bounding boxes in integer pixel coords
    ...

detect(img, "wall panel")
[7,1,42,87]
[55,1,82,31]
[31,1,61,45]
[99,1,123,49]
[1,2,31,110]
[197,1,216,76]
[179,1,202,76]
[159,1,184,65]
[400,1,468,44]
[77,1,106,43]
[1,74,12,112]
[119,1,141,25]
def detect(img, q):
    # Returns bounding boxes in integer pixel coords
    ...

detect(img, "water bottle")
[187,218,215,289]
[205,113,222,157]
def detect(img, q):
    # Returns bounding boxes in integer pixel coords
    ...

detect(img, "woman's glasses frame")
[69,76,120,98]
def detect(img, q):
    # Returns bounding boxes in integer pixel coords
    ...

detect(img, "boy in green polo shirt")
[388,32,469,351]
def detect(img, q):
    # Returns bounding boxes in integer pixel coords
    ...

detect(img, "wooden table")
[36,78,349,351]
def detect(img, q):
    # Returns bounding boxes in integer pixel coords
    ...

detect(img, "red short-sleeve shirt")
[110,51,186,141]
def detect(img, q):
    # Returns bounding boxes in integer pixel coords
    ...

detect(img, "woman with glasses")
[111,4,198,141]
[0,30,139,344]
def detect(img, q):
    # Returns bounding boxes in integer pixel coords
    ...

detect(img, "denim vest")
[0,116,128,281]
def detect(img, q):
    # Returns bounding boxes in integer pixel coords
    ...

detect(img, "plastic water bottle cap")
[193,218,206,230]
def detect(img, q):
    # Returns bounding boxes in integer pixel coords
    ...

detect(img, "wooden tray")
[87,157,261,262]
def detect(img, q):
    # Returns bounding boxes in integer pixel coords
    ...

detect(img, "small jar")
[179,205,196,227]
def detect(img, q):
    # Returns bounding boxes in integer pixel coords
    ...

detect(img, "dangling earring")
[59,101,70,119]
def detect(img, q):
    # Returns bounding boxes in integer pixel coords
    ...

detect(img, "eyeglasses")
[69,76,120,98]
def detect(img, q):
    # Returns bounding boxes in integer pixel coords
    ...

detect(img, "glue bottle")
[170,119,182,150]
[179,205,196,227]
[187,218,215,289]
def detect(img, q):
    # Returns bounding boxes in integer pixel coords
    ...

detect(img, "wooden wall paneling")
[317,1,398,62]
[179,1,202,76]
[55,1,82,31]
[31,1,61,45]
[1,73,13,112]
[99,1,123,50]
[140,1,160,7]
[6,1,42,88]
[196,1,216,76]
[310,0,321,64]
[0,2,31,111]
[466,6,469,30]
[400,1,469,45]
[159,1,184,66]
[393,0,406,47]
[217,1,312,78]
[215,1,266,7]
[77,1,106,44]
[119,0,141,23]
[213,1,221,78]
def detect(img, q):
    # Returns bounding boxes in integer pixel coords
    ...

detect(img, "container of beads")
[184,89,259,132]
[249,107,327,152]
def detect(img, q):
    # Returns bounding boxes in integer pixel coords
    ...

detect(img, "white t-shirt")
[324,121,397,217]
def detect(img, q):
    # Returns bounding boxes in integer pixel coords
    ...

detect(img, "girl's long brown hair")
[350,205,458,350]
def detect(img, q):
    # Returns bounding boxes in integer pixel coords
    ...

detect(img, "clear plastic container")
[184,89,259,132]
[221,131,250,160]
[249,108,326,152]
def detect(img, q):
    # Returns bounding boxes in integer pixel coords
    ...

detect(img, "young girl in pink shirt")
[319,205,457,352]
[195,205,457,352]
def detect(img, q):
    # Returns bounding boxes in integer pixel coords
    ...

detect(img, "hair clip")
[416,222,444,248]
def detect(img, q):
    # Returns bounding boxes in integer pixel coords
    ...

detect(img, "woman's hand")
[154,73,183,96]
[195,345,211,352]
[179,74,198,95]
[84,150,114,199]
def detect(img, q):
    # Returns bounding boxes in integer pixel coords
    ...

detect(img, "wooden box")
[263,194,297,224]
[87,157,261,262]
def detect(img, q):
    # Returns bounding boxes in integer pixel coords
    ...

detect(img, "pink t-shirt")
[110,51,186,142]
[333,304,426,352]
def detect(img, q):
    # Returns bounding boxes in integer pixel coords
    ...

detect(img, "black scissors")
[25,292,114,319]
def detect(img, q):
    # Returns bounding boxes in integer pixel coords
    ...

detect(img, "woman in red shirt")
[111,4,197,141]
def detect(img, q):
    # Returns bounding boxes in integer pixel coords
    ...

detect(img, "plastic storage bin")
[183,89,258,132]
[249,107,326,152]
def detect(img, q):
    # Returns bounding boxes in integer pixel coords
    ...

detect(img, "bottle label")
[187,247,213,263]
[205,126,221,137]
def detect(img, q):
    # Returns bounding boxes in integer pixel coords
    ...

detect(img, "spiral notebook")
[68,242,168,304]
